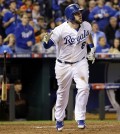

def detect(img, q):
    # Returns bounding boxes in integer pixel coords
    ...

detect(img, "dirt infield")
[0,120,120,134]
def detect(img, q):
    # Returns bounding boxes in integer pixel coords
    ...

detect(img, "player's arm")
[86,34,95,64]
[42,32,55,49]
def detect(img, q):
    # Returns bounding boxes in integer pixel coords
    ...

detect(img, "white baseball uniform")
[50,21,92,121]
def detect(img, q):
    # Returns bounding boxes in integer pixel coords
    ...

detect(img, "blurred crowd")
[0,0,119,55]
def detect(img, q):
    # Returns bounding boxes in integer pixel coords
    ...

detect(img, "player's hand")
[9,17,15,23]
[27,41,33,47]
[87,47,95,64]
[42,32,53,44]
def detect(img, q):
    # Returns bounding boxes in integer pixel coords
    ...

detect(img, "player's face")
[74,11,82,24]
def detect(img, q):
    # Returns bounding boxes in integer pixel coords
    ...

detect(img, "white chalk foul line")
[33,126,55,129]
[33,126,76,131]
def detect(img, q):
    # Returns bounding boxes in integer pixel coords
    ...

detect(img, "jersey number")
[81,42,86,49]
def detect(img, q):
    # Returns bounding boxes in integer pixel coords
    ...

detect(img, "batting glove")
[87,47,95,64]
[42,32,53,44]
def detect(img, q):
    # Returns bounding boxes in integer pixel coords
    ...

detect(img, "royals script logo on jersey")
[64,30,89,45]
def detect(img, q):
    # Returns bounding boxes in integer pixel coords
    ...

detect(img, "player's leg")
[55,61,73,131]
[73,59,90,128]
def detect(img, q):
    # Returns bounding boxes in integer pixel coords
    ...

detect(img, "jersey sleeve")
[83,21,92,34]
[50,26,62,45]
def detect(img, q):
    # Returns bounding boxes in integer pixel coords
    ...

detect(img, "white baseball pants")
[55,58,90,121]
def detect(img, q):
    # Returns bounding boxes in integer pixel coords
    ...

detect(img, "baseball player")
[42,4,95,131]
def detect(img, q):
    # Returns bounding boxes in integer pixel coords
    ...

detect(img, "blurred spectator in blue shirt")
[104,16,119,47]
[115,23,120,39]
[82,0,96,22]
[0,35,13,54]
[91,21,106,48]
[14,13,35,54]
[52,0,62,19]
[55,17,64,26]
[2,0,21,36]
[114,8,120,24]
[89,0,115,31]
[95,36,110,53]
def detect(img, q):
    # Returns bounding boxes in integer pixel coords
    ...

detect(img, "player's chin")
[79,18,82,22]
[75,20,82,24]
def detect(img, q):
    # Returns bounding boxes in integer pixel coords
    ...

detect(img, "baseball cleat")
[77,120,86,129]
[56,121,64,131]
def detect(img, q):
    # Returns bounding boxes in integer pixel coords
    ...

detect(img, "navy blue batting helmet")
[65,4,83,21]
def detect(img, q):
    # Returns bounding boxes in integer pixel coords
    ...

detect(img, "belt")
[57,57,85,65]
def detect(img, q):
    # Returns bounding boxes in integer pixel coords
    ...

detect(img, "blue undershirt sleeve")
[43,39,55,49]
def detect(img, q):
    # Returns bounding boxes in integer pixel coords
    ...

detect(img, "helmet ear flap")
[68,13,75,21]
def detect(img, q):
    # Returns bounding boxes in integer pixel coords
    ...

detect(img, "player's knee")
[76,77,89,90]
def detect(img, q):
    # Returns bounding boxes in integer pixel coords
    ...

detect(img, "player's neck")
[68,22,80,30]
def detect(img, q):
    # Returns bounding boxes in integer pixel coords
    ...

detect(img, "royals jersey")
[50,21,92,62]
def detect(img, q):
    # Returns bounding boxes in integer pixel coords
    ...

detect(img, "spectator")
[3,33,16,53]
[114,8,120,24]
[104,16,119,47]
[32,28,47,53]
[89,0,115,31]
[91,21,106,48]
[77,0,87,9]
[26,8,32,21]
[47,19,56,33]
[35,16,47,31]
[32,2,41,24]
[14,13,35,54]
[112,0,120,11]
[105,1,117,15]
[0,35,13,54]
[36,0,45,16]
[82,0,96,22]
[60,0,74,16]
[14,79,28,119]
[16,0,24,9]
[34,16,47,43]
[108,38,120,54]
[32,27,56,54]
[2,0,21,35]
[0,9,6,38]
[95,36,110,53]
[0,0,7,12]
[115,29,120,39]
[52,0,62,19]
[19,0,33,13]
[55,17,64,26]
